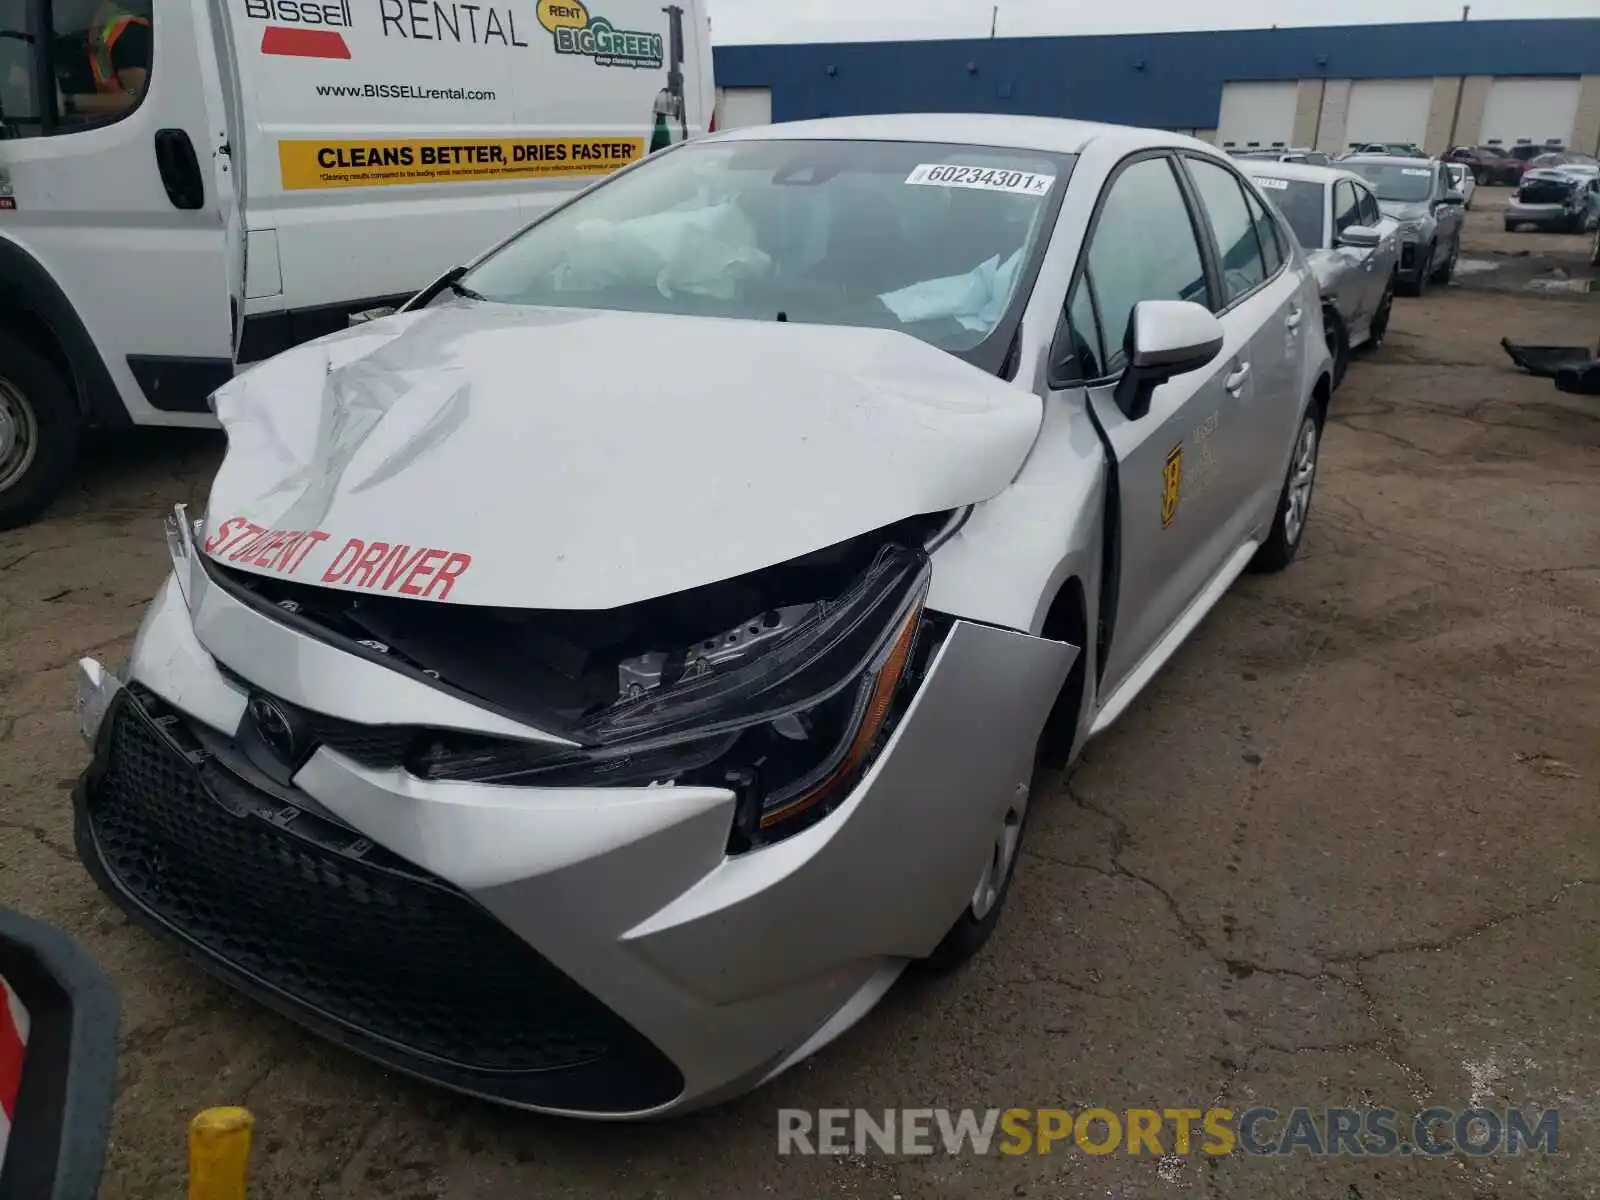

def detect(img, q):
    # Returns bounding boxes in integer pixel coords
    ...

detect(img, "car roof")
[707,112,1211,156]
[1341,154,1436,169]
[1238,159,1369,187]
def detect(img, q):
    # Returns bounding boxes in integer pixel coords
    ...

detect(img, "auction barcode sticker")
[1255,177,1290,190]
[1401,168,1430,176]
[906,163,1055,195]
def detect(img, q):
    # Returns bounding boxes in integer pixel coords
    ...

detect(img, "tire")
[1398,257,1428,298]
[1431,234,1458,284]
[1474,168,1489,186]
[1590,225,1599,268]
[1359,278,1394,353]
[1248,404,1322,575]
[1504,221,1517,233]
[1323,305,1349,391]
[920,805,1029,971]
[0,331,82,531]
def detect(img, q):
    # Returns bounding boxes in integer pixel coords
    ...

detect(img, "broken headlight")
[411,544,937,849]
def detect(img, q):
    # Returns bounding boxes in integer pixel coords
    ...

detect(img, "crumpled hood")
[202,303,1043,610]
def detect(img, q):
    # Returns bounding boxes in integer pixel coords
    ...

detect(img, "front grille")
[1518,181,1572,206]
[298,709,418,767]
[80,693,683,1110]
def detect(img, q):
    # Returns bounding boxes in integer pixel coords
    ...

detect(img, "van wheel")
[0,331,82,531]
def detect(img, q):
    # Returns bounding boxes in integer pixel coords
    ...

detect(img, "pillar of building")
[1452,75,1493,146]
[1424,76,1463,155]
[1313,79,1352,154]
[1292,79,1325,148]
[1572,75,1600,155]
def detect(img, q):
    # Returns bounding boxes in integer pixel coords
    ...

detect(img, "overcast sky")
[706,0,1597,44]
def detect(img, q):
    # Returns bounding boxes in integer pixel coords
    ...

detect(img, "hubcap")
[1283,417,1318,545]
[970,800,1025,920]
[0,377,38,494]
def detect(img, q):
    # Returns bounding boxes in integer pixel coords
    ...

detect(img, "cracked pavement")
[1,191,1597,1197]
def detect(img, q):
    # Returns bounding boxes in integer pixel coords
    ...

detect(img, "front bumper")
[74,560,1073,1116]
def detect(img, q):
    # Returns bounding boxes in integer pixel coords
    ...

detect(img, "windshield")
[1251,177,1324,248]
[459,138,1073,365]
[1344,162,1433,203]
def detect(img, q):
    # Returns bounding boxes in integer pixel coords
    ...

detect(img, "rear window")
[1251,176,1324,249]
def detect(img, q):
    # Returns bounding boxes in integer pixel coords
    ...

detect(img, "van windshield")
[1344,162,1433,203]
[459,138,1073,365]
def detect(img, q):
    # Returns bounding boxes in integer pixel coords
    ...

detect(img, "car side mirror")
[1113,300,1225,422]
[1336,225,1382,249]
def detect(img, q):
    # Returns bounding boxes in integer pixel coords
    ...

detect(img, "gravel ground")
[1,188,1597,1199]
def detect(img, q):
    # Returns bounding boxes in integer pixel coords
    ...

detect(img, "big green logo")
[535,0,663,68]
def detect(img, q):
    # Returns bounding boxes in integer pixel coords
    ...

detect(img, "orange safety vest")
[87,2,150,93]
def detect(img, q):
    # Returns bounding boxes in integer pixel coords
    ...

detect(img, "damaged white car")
[73,115,1332,1118]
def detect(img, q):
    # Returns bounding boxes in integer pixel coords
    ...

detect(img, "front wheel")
[1361,279,1394,353]
[1590,225,1600,268]
[1474,168,1489,186]
[919,792,1030,971]
[0,331,83,531]
[1431,234,1459,284]
[1323,305,1349,390]
[1248,407,1322,574]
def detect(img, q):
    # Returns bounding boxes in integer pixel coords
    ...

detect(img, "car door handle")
[1285,307,1303,330]
[1224,363,1251,393]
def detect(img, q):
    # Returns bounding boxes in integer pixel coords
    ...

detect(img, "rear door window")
[1184,157,1268,308]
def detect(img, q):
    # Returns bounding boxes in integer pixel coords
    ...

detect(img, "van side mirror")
[1438,191,1466,208]
[1113,300,1225,421]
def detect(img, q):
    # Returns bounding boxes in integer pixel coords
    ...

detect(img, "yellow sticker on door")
[1161,444,1183,529]
[278,137,646,190]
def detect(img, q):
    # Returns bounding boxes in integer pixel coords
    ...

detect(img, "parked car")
[1237,148,1332,167]
[1443,162,1478,210]
[1506,143,1565,170]
[73,114,1332,1119]
[1443,145,1522,185]
[1506,159,1600,232]
[1241,160,1399,387]
[1346,142,1428,159]
[1339,156,1466,295]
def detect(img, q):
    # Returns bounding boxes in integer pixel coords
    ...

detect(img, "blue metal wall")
[712,19,1600,132]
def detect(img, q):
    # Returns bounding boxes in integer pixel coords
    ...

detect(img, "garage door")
[1480,78,1580,150]
[716,87,772,130]
[1343,79,1433,150]
[1216,82,1298,151]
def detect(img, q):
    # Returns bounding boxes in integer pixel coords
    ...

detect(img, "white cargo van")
[0,0,714,527]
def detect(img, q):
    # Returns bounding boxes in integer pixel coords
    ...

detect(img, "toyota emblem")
[249,695,298,762]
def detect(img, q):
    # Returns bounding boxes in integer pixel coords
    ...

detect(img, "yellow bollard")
[187,1107,255,1200]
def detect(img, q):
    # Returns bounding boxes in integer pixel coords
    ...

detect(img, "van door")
[227,0,713,365]
[0,0,235,420]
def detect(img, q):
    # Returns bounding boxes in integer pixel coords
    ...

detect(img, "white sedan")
[75,114,1332,1118]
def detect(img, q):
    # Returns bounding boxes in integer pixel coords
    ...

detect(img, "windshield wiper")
[447,278,489,302]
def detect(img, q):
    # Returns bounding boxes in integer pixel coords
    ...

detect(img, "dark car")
[1443,145,1521,185]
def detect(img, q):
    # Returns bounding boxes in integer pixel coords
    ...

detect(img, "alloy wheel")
[970,802,1025,920]
[1283,416,1319,546]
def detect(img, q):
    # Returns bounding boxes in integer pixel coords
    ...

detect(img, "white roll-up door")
[1216,82,1298,151]
[1480,78,1580,150]
[716,88,773,130]
[1343,79,1433,149]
